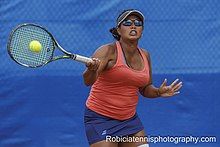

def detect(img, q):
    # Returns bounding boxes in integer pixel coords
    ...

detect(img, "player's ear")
[117,27,121,36]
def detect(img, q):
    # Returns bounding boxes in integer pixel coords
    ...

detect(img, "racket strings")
[12,28,44,66]
[9,25,54,67]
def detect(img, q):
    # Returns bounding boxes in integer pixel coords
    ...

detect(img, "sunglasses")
[122,19,143,27]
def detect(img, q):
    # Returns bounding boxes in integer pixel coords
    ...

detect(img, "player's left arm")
[139,49,183,98]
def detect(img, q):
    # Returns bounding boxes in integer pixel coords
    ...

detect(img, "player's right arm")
[83,44,113,86]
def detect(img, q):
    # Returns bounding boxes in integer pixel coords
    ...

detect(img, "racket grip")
[74,54,92,63]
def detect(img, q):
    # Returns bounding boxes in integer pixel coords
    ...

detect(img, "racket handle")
[74,54,92,63]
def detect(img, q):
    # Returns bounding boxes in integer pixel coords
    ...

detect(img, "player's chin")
[128,35,141,41]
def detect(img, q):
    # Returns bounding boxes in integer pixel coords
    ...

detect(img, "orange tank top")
[86,41,150,120]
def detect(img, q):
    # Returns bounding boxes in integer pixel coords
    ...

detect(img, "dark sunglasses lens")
[134,20,143,26]
[122,20,132,26]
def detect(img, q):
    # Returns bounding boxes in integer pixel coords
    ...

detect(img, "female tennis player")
[83,9,182,147]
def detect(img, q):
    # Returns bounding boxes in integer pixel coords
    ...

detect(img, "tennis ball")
[29,40,42,53]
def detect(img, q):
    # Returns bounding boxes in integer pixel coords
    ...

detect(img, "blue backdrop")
[0,0,219,147]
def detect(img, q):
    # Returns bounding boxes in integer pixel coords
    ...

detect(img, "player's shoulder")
[92,42,116,58]
[99,42,116,51]
[140,48,150,58]
[95,42,116,54]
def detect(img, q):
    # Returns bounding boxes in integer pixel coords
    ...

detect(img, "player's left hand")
[158,79,183,97]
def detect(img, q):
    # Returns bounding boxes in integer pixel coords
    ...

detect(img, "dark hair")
[109,27,120,41]
[109,9,141,41]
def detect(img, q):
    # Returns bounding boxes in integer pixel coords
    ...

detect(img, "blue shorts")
[84,107,144,145]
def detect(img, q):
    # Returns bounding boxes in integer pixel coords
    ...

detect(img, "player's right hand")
[86,58,100,71]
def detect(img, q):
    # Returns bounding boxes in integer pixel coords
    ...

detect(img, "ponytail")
[109,27,120,41]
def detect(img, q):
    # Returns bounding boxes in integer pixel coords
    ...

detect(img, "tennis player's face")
[118,15,143,41]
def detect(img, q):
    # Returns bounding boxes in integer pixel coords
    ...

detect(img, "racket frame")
[7,23,92,68]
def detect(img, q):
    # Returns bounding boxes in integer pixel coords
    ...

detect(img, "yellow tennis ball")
[29,40,42,53]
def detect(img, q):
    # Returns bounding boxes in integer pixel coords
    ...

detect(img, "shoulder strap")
[115,41,125,66]
[138,48,148,64]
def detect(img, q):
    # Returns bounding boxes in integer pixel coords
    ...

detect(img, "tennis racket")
[7,23,92,68]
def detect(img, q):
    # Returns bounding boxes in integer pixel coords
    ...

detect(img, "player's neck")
[119,39,138,55]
